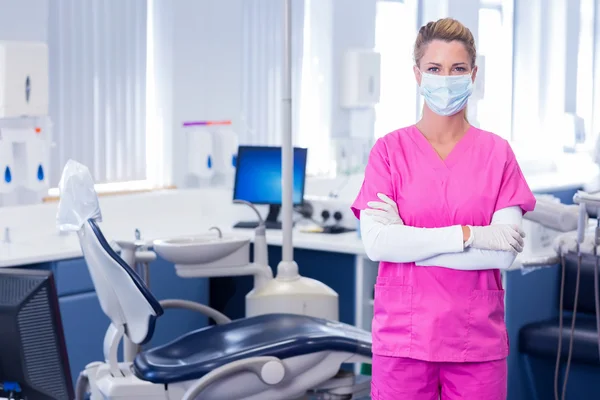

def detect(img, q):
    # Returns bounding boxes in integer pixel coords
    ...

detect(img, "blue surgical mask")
[419,71,474,116]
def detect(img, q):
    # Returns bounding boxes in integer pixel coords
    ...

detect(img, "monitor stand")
[233,204,287,230]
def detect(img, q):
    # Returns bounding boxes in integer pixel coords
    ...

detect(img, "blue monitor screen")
[233,146,307,205]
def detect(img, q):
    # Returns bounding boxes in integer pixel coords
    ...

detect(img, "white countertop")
[0,188,366,268]
[0,188,560,268]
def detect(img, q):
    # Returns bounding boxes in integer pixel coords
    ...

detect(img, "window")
[476,0,514,139]
[576,0,595,145]
[374,0,419,138]
[48,0,148,188]
[298,0,333,176]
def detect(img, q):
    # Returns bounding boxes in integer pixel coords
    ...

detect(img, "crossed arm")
[359,206,523,270]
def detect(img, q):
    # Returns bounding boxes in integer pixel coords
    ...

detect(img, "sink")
[153,234,250,265]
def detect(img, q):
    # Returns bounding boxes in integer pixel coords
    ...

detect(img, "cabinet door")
[53,258,95,296]
[59,292,109,385]
[144,257,209,348]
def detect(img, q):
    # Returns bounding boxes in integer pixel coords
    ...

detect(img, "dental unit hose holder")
[554,192,600,400]
[233,200,268,269]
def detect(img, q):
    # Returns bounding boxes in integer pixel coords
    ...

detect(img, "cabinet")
[16,256,209,385]
[59,292,110,383]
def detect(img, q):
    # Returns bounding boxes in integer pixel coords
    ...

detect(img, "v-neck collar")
[408,125,479,171]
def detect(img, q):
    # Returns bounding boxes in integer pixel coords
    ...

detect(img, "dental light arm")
[279,0,297,279]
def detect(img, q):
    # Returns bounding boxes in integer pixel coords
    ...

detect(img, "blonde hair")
[413,18,477,68]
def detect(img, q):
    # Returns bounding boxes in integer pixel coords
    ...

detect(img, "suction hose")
[233,199,264,225]
[554,203,586,400]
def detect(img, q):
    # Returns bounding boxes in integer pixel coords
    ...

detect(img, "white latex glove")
[469,224,526,253]
[364,193,404,225]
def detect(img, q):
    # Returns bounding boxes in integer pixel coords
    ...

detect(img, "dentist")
[351,18,536,400]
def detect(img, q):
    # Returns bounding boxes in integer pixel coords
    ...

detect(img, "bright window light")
[477,2,514,139]
[576,0,595,144]
[49,1,161,196]
[298,0,334,177]
[374,0,418,139]
[47,179,161,197]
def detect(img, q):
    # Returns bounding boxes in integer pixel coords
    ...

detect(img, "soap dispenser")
[0,138,14,193]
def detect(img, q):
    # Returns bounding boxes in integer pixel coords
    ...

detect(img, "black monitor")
[0,268,74,400]
[233,146,308,229]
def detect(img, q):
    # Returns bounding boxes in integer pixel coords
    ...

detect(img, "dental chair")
[77,218,372,400]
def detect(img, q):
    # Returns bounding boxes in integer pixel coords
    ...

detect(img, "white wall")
[0,0,48,42]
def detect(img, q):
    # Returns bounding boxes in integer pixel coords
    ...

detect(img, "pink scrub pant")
[371,355,507,400]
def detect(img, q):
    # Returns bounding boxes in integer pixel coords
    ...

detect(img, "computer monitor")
[0,268,74,400]
[233,145,308,229]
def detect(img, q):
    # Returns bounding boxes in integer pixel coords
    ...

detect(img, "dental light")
[242,0,338,320]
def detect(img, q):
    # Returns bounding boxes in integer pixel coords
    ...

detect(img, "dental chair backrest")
[78,218,164,345]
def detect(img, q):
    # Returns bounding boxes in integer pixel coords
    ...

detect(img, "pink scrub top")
[352,125,536,363]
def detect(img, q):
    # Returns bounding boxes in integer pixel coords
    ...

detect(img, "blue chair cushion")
[519,316,600,365]
[133,313,372,384]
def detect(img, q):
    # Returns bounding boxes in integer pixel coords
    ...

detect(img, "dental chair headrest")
[79,219,163,344]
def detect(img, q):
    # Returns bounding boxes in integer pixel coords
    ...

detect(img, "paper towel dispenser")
[340,49,381,108]
[0,41,49,118]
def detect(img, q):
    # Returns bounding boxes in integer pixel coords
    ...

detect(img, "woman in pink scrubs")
[351,18,536,399]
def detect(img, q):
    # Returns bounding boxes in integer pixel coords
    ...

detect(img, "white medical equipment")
[153,199,339,321]
[551,191,600,400]
[157,0,340,323]
[522,195,579,254]
[182,120,239,188]
[57,159,372,400]
[58,2,372,398]
[0,41,51,207]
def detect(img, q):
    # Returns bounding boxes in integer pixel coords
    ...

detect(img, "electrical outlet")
[305,196,356,230]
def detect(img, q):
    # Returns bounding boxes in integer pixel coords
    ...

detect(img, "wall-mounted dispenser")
[183,121,215,187]
[340,49,381,109]
[0,119,51,206]
[212,127,238,187]
[182,120,239,188]
[0,41,49,118]
[0,136,14,194]
[0,41,51,207]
